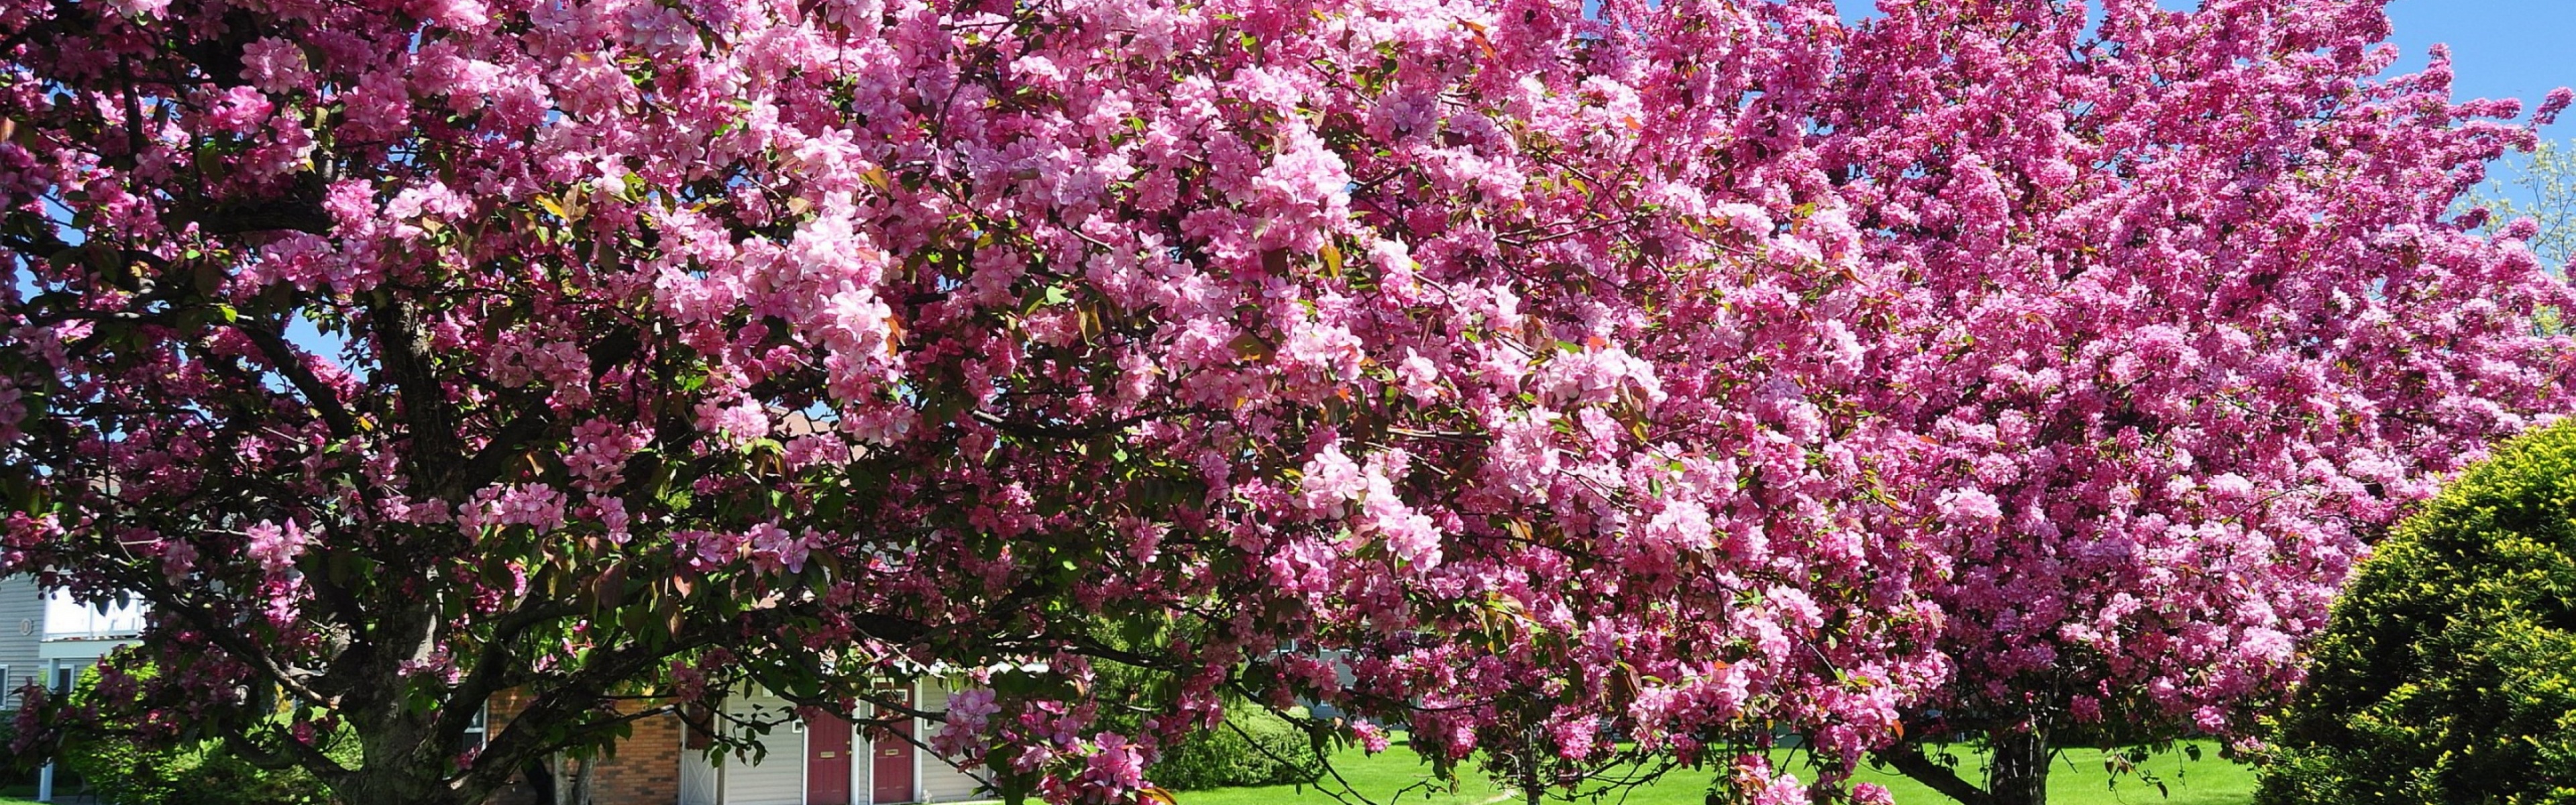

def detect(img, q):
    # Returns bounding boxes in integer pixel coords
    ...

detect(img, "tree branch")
[434,598,582,748]
[968,407,1209,440]
[366,297,465,500]
[451,400,556,495]
[232,317,361,439]
[1872,742,1993,805]
[179,200,333,235]
[220,718,353,775]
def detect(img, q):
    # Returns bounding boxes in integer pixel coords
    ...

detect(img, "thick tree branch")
[968,407,1210,440]
[232,317,362,439]
[179,200,333,235]
[367,297,466,499]
[452,400,556,494]
[466,625,724,799]
[437,598,584,746]
[221,718,353,775]
[140,585,339,708]
[1872,742,1994,805]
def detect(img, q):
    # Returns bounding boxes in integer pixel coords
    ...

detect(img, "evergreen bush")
[2258,422,2576,804]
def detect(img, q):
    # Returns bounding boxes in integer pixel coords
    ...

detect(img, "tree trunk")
[333,767,472,805]
[332,699,495,805]
[525,756,558,805]
[1515,720,1544,805]
[570,754,598,805]
[1983,728,2050,805]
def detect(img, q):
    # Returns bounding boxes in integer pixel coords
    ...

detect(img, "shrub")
[2258,422,2576,804]
[66,733,339,805]
[58,663,350,805]
[1146,707,1324,791]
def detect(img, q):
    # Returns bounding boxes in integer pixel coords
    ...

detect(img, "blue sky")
[1829,0,2576,135]
[2383,0,2576,132]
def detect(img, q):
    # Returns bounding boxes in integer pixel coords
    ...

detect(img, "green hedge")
[1148,707,1324,791]
[66,733,339,805]
[58,663,350,805]
[2257,422,2576,804]
[1083,649,1325,792]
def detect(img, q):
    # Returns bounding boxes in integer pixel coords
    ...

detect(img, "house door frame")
[804,708,857,805]
[864,682,920,804]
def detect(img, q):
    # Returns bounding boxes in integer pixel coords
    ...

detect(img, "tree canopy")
[0,0,2565,803]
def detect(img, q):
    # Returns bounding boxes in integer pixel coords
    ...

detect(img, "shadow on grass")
[1168,739,2255,805]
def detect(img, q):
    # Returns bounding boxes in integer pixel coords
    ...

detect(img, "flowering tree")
[0,0,1939,802]
[0,0,2565,804]
[1811,3,2573,803]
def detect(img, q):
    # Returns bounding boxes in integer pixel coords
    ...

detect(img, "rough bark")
[1874,742,1998,805]
[1983,729,2051,805]
[333,763,474,805]
[1872,726,2053,805]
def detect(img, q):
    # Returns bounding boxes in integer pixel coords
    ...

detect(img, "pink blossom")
[338,70,412,141]
[1850,783,1896,805]
[1352,720,1389,754]
[244,520,307,576]
[1550,715,1598,761]
[1937,488,2004,527]
[1083,733,1145,791]
[203,87,272,134]
[239,38,311,93]
[1300,443,1364,515]
[566,419,646,490]
[159,539,198,583]
[696,398,770,445]
[746,523,810,574]
[412,0,487,30]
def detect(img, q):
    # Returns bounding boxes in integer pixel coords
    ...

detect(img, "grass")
[1837,743,2256,805]
[1176,741,1509,805]
[1171,739,2255,805]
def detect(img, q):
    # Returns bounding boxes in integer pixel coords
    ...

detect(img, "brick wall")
[486,690,684,805]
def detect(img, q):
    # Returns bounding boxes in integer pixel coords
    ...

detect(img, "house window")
[50,663,78,695]
[0,665,11,709]
[458,702,488,754]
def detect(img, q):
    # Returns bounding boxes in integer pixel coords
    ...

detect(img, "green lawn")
[1176,742,1509,805]
[1172,739,2254,805]
[1839,743,2256,805]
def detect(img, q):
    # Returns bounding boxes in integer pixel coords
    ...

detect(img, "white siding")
[0,576,44,708]
[676,682,996,805]
[915,681,991,804]
[720,694,808,805]
[678,745,719,805]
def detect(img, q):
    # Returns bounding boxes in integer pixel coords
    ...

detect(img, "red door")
[871,691,916,804]
[806,712,854,805]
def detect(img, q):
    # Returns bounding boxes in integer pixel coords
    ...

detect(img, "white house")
[0,576,147,703]
[0,574,148,802]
